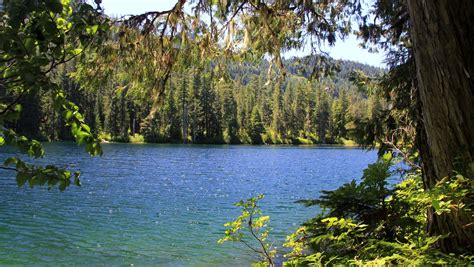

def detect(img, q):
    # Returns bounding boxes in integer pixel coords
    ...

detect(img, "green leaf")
[82,123,91,133]
[74,173,81,186]
[16,172,29,187]
[58,180,69,191]
[382,152,392,162]
[4,157,18,166]
[65,110,73,120]
[86,25,99,35]
[24,38,36,53]
[71,48,83,55]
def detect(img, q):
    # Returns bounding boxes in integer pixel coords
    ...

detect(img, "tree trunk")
[407,0,474,253]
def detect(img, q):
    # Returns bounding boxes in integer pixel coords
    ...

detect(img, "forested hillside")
[14,57,383,144]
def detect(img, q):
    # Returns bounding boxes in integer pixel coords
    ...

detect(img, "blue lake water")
[0,143,377,266]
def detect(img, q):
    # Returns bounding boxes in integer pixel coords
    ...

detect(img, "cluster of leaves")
[222,155,473,266]
[218,194,276,266]
[282,155,474,265]
[298,153,395,237]
[429,173,474,216]
[0,0,107,190]
[53,90,102,155]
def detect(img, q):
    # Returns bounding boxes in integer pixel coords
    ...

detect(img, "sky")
[100,0,385,67]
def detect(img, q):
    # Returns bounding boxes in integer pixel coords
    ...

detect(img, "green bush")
[98,132,111,142]
[129,134,145,143]
[283,153,474,265]
[223,154,474,266]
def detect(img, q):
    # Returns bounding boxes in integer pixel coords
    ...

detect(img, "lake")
[0,143,377,266]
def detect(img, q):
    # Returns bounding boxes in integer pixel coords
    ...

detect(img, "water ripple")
[0,143,376,265]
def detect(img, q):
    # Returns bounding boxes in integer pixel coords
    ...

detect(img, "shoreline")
[45,139,368,148]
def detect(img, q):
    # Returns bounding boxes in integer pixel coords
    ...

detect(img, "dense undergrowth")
[220,153,474,266]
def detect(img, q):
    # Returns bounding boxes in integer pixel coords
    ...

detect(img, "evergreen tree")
[315,89,330,143]
[221,81,239,143]
[271,82,283,137]
[177,72,189,143]
[248,106,264,144]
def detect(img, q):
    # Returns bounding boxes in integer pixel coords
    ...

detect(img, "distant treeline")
[12,58,384,144]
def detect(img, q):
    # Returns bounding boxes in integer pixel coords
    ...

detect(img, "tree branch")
[248,206,274,266]
[0,166,19,172]
[0,89,26,116]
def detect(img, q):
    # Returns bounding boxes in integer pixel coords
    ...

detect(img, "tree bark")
[407,0,474,253]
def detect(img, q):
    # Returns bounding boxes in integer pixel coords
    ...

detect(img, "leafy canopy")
[0,0,107,190]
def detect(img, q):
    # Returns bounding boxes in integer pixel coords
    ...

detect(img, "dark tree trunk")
[407,0,474,253]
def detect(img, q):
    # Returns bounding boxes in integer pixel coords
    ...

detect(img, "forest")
[16,56,383,145]
[0,0,473,266]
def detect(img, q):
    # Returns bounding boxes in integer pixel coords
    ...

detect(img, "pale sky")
[100,0,385,67]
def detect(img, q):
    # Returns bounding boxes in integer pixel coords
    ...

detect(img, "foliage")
[428,173,474,217]
[0,0,107,190]
[222,156,473,266]
[283,156,474,265]
[129,133,145,143]
[76,0,468,253]
[218,194,276,266]
[299,153,393,225]
[1,0,471,260]
[27,55,381,145]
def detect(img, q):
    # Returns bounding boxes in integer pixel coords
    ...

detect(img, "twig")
[0,166,18,172]
[248,206,274,266]
[0,89,26,116]
[217,1,248,34]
